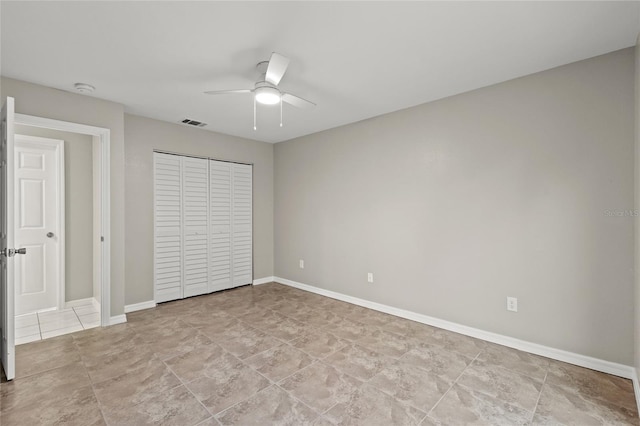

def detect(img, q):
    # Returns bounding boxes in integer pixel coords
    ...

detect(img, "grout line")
[530,370,548,422]
[161,357,216,422]
[426,353,480,419]
[72,307,85,330]
[36,312,43,341]
[79,361,110,426]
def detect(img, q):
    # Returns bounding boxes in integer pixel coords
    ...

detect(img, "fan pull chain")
[253,97,257,131]
[280,97,283,127]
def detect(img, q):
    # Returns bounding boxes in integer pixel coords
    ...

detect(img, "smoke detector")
[74,83,95,94]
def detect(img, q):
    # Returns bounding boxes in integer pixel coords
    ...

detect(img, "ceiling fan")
[204,52,315,129]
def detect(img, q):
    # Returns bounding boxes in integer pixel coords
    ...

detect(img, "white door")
[154,153,183,303]
[232,163,252,286]
[1,97,17,380]
[209,160,232,292]
[14,135,64,315]
[182,157,209,298]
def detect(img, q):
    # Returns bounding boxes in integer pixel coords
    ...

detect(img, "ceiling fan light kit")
[254,85,281,105]
[205,52,315,130]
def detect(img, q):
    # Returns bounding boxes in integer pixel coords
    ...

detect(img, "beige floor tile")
[325,317,369,341]
[185,353,270,414]
[290,330,349,359]
[324,344,392,381]
[478,342,550,381]
[199,317,264,342]
[15,334,80,379]
[379,318,436,340]
[0,363,91,413]
[8,283,638,425]
[324,384,426,425]
[356,328,415,358]
[368,359,451,413]
[291,308,344,329]
[141,324,212,360]
[533,382,639,425]
[546,360,637,413]
[456,359,543,412]
[164,341,227,382]
[217,385,318,425]
[82,345,158,384]
[92,359,181,408]
[253,313,313,342]
[244,344,314,381]
[101,384,211,426]
[0,385,105,426]
[420,329,486,358]
[428,384,531,425]
[401,343,474,382]
[280,362,362,413]
[217,328,282,359]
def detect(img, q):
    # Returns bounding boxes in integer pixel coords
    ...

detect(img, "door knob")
[1,248,26,257]
[47,232,54,238]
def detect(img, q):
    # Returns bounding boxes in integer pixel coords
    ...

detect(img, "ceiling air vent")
[180,118,207,127]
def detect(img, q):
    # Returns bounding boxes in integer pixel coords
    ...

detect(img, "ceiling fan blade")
[265,52,290,86]
[204,89,252,95]
[282,93,316,109]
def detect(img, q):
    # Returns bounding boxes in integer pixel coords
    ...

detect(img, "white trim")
[633,369,640,414]
[14,113,111,327]
[65,297,99,311]
[125,300,156,313]
[108,314,127,325]
[13,134,66,313]
[253,276,275,285]
[274,276,635,380]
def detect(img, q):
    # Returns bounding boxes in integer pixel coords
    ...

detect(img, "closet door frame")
[153,150,253,303]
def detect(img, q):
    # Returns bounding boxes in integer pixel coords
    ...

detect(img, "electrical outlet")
[507,297,518,312]
[299,259,304,269]
[367,273,374,283]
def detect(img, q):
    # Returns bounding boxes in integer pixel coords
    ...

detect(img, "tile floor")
[15,304,101,345]
[1,282,637,425]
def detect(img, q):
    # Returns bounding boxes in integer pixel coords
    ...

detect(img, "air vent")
[180,119,207,127]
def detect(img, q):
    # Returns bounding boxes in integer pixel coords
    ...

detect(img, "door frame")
[14,135,66,313]
[14,114,111,327]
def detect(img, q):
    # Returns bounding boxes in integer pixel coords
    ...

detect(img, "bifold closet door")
[209,160,253,290]
[182,157,209,298]
[153,153,183,303]
[154,153,252,303]
[208,160,232,292]
[232,163,252,286]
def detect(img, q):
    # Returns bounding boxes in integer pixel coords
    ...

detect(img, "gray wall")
[124,114,274,305]
[1,77,126,316]
[15,125,94,303]
[275,48,635,365]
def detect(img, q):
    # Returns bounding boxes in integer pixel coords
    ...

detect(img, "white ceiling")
[2,1,639,143]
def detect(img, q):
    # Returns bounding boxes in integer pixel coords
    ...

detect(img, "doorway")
[13,127,102,344]
[12,114,111,344]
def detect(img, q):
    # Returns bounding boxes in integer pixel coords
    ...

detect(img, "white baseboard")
[65,297,99,311]
[108,314,127,325]
[125,300,157,313]
[274,276,635,380]
[253,276,275,285]
[633,369,640,413]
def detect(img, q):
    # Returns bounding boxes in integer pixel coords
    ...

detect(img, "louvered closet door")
[182,157,209,298]
[232,163,252,285]
[154,153,183,303]
[209,160,232,291]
